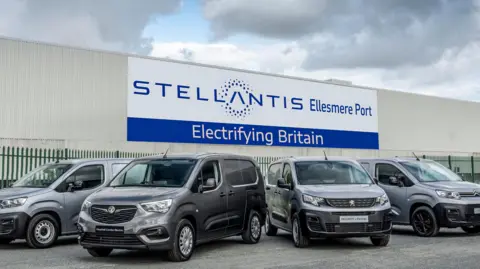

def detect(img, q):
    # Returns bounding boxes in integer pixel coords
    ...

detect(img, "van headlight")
[0,197,27,209]
[81,200,92,212]
[141,199,172,213]
[435,190,461,200]
[302,194,325,206]
[376,194,389,206]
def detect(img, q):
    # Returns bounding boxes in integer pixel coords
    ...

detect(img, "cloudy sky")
[0,0,479,101]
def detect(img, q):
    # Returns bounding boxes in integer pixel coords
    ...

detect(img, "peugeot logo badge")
[349,200,355,207]
[107,206,116,214]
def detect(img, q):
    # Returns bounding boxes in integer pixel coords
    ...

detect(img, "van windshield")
[295,161,374,185]
[109,159,198,188]
[399,160,462,182]
[12,163,73,188]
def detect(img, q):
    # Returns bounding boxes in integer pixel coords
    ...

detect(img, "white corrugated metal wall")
[1,37,479,157]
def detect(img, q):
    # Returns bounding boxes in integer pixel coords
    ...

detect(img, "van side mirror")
[389,176,403,187]
[203,178,216,191]
[373,177,379,184]
[68,180,83,192]
[277,178,291,189]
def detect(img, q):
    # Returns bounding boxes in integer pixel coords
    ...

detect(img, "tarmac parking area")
[1,226,480,269]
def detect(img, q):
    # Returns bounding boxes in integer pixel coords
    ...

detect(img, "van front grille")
[91,205,137,224]
[326,198,376,208]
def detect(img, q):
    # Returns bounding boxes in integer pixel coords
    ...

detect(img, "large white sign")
[127,57,379,149]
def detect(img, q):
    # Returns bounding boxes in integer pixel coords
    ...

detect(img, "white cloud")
[151,40,480,101]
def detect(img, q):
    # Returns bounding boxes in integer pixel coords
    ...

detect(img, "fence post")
[115,150,120,158]
[448,155,452,169]
[471,156,475,182]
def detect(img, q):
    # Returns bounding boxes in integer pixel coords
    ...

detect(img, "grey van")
[0,158,132,248]
[77,153,267,262]
[263,156,393,248]
[358,157,480,237]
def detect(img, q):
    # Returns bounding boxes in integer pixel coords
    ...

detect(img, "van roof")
[135,152,256,161]
[50,158,134,165]
[357,157,433,162]
[272,156,358,164]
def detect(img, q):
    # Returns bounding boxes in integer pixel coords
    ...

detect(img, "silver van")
[264,156,394,248]
[359,157,480,237]
[0,158,132,248]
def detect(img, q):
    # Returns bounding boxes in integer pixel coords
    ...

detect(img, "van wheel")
[26,214,59,249]
[461,226,480,234]
[87,248,113,257]
[292,213,309,248]
[264,210,278,236]
[410,206,440,237]
[242,210,262,244]
[370,234,390,246]
[168,219,195,262]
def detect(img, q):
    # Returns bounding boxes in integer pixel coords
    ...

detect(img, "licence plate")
[474,208,480,214]
[95,226,124,234]
[339,216,369,223]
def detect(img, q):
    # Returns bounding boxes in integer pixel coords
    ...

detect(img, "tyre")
[264,210,278,236]
[0,239,13,244]
[410,206,440,237]
[167,218,195,262]
[292,213,309,248]
[242,210,262,244]
[370,234,390,246]
[461,226,480,234]
[87,248,113,257]
[26,214,60,248]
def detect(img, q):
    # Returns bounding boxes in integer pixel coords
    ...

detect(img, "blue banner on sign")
[127,117,379,150]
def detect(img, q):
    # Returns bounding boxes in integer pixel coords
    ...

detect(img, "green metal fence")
[0,146,281,188]
[1,146,479,188]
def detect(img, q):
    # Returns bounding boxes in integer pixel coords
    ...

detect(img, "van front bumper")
[434,203,480,228]
[0,212,29,239]
[301,208,393,238]
[77,213,177,251]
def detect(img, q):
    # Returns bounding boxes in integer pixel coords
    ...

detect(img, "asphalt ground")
[1,226,479,269]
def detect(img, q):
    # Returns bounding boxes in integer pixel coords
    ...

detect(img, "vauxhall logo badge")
[107,206,116,214]
[473,190,480,197]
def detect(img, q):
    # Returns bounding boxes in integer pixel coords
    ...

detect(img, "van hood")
[0,187,50,200]
[421,181,480,192]
[87,186,184,204]
[297,184,385,199]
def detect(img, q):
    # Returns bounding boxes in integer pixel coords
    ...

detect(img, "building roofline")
[0,35,478,105]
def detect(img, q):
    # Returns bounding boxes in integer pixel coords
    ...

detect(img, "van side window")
[376,163,405,185]
[112,163,128,177]
[123,164,148,185]
[197,160,221,187]
[360,162,370,172]
[67,165,104,190]
[283,163,293,184]
[237,160,257,184]
[224,159,258,186]
[267,163,281,185]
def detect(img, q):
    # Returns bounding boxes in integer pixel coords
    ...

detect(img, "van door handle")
[220,192,226,197]
[228,190,235,196]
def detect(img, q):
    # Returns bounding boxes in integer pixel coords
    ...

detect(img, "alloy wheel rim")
[179,226,193,256]
[293,219,299,244]
[251,215,261,239]
[413,211,434,235]
[34,220,55,244]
